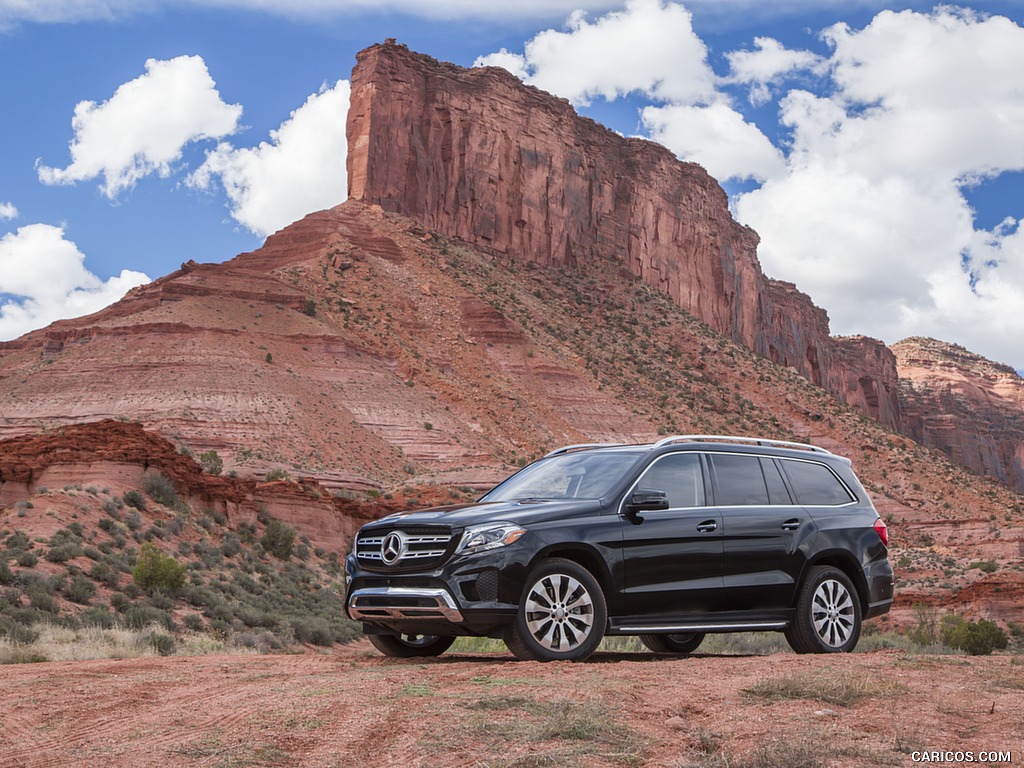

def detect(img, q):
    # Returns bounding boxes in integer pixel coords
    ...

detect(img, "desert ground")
[1,640,1021,768]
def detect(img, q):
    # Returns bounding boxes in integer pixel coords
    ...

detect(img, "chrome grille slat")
[355,527,454,567]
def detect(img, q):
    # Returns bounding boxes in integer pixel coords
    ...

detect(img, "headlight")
[456,522,527,555]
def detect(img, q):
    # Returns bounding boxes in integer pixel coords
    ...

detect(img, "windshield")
[481,451,643,502]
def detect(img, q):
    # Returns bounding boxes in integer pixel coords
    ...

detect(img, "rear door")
[619,452,723,618]
[711,453,814,613]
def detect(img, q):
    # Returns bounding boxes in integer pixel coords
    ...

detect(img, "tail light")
[873,518,889,547]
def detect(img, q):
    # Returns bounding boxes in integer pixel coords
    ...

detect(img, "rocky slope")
[347,41,902,430]
[894,337,1024,493]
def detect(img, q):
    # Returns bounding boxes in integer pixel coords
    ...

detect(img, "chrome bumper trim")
[348,587,464,622]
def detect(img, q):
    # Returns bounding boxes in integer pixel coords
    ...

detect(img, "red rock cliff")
[894,337,1024,493]
[346,41,901,428]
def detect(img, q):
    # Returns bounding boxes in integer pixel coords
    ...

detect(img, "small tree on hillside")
[199,450,223,475]
[261,519,296,560]
[133,542,186,596]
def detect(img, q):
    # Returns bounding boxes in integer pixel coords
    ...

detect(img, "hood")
[362,498,602,530]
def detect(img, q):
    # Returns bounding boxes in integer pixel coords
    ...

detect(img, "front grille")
[355,525,455,569]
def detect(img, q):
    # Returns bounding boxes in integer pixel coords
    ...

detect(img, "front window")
[481,451,643,502]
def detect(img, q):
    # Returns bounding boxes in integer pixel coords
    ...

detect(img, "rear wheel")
[504,558,607,662]
[639,632,705,654]
[785,566,861,654]
[367,633,455,658]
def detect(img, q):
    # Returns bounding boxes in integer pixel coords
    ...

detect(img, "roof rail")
[544,442,627,458]
[651,434,833,455]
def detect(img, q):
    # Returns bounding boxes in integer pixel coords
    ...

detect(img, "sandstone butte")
[347,40,1024,494]
[0,41,1022,623]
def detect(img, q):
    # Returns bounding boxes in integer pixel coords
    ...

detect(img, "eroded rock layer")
[346,41,901,429]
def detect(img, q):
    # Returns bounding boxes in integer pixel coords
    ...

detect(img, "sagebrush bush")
[142,472,179,508]
[63,575,96,605]
[123,490,146,511]
[132,542,186,596]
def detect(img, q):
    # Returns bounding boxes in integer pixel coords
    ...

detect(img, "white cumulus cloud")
[187,80,349,238]
[0,202,17,220]
[641,102,785,182]
[734,7,1024,367]
[0,223,150,340]
[36,55,241,198]
[725,36,825,106]
[475,0,716,107]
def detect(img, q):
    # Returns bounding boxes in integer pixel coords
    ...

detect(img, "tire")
[639,632,705,654]
[785,566,862,654]
[504,558,607,662]
[367,633,456,658]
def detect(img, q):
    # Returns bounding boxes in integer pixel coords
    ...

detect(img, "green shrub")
[132,542,186,596]
[940,614,1008,655]
[89,561,120,588]
[63,575,96,605]
[182,613,204,632]
[142,472,179,508]
[16,551,38,568]
[79,606,116,629]
[109,592,129,611]
[5,530,30,550]
[198,450,223,475]
[123,490,146,511]
[220,533,241,558]
[45,543,81,563]
[291,616,333,646]
[124,604,172,630]
[260,519,295,560]
[265,468,291,482]
[0,560,13,586]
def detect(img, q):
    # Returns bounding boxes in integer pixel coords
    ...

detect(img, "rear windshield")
[481,451,643,502]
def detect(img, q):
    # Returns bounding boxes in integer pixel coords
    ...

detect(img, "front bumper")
[344,548,526,637]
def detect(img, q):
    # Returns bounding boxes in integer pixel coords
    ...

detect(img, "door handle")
[696,520,718,533]
[782,519,800,531]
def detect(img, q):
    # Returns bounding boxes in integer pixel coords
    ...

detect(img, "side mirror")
[625,488,669,516]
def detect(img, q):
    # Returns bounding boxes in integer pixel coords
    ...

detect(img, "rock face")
[894,337,1024,493]
[346,41,902,429]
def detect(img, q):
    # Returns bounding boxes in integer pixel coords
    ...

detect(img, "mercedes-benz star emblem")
[380,531,405,565]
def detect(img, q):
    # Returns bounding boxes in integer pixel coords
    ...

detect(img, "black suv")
[344,435,893,661]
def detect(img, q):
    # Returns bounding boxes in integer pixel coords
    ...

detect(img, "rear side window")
[782,460,856,505]
[635,453,706,508]
[710,454,769,506]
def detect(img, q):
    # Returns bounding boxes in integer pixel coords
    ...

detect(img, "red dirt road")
[1,642,1021,767]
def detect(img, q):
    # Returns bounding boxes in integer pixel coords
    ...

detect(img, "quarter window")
[634,453,705,508]
[710,454,769,506]
[782,460,855,505]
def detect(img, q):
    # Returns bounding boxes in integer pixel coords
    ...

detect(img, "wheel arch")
[529,544,612,600]
[804,551,870,611]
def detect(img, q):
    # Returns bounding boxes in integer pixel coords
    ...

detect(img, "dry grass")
[0,622,248,663]
[743,669,906,707]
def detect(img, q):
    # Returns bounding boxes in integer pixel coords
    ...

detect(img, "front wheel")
[367,633,455,658]
[639,632,705,654]
[785,566,862,654]
[504,558,607,662]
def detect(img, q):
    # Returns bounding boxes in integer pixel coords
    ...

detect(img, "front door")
[619,452,723,619]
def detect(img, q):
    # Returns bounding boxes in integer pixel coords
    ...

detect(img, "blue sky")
[1,0,1022,371]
